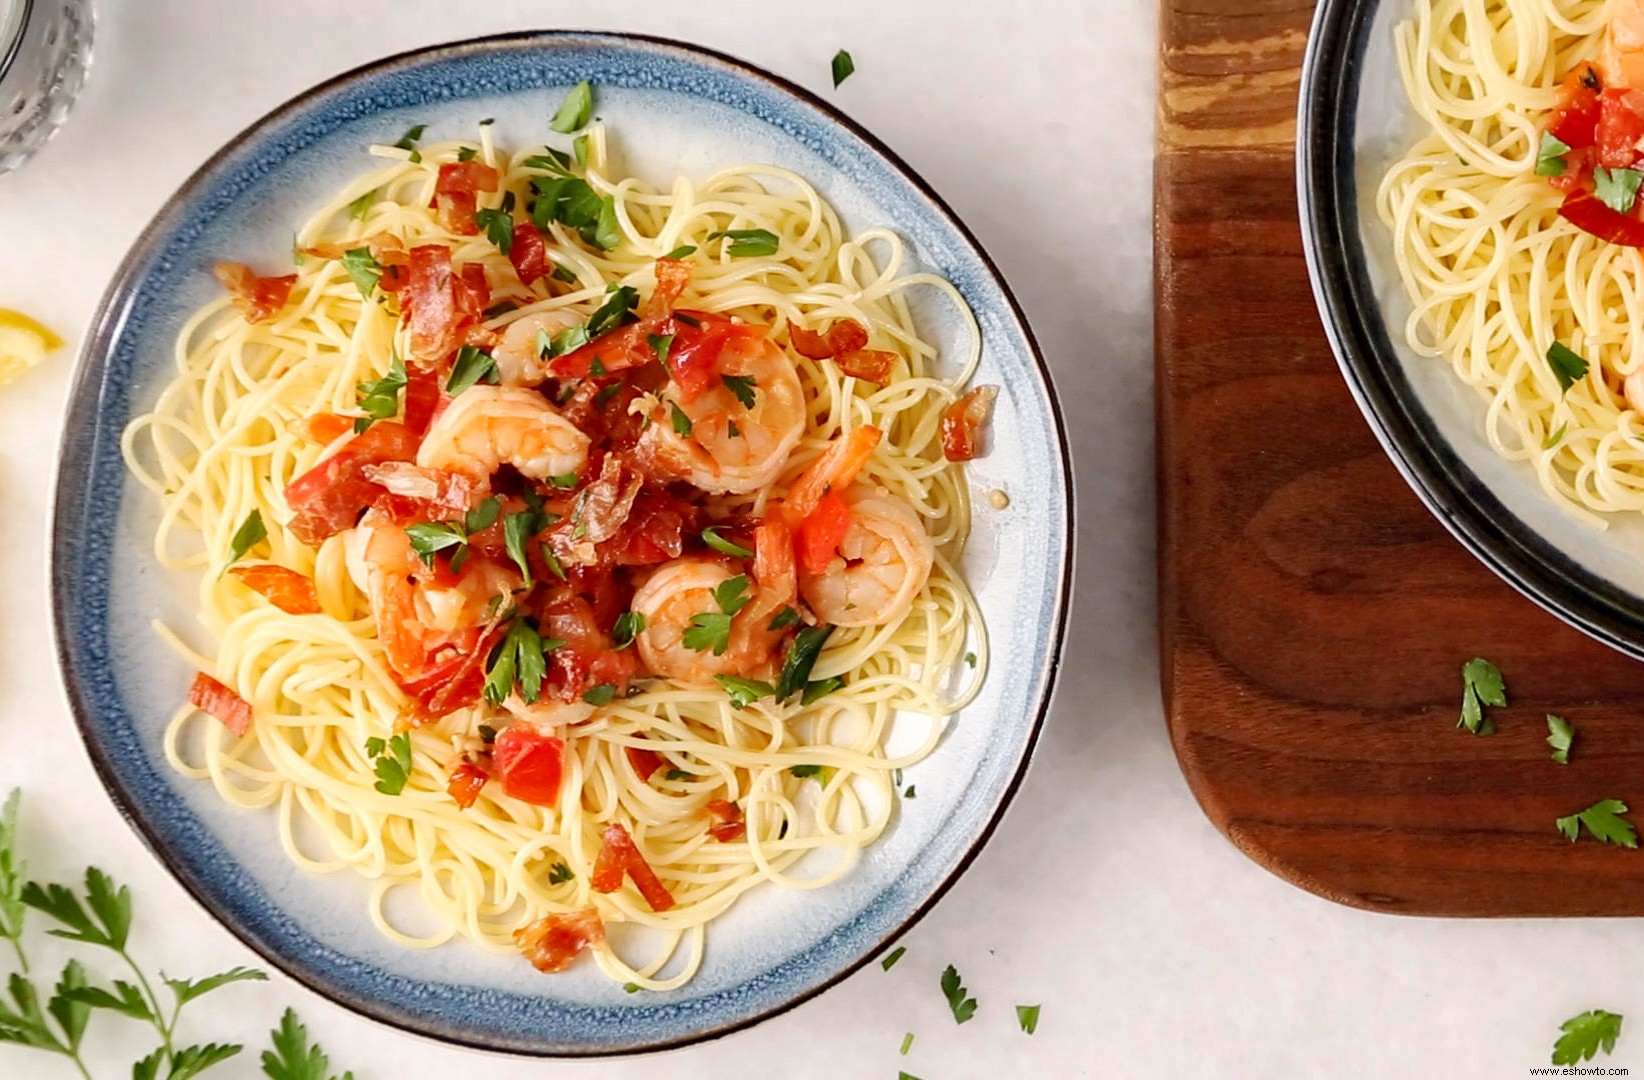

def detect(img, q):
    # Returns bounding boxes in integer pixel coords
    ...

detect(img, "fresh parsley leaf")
[502,511,539,586]
[346,188,378,221]
[475,195,516,255]
[261,1006,355,1080]
[550,81,594,133]
[485,619,561,705]
[594,195,621,251]
[354,353,407,429]
[623,982,642,994]
[1553,1009,1624,1066]
[940,964,977,1024]
[898,1073,923,1080]
[548,862,575,885]
[789,764,836,785]
[404,522,466,568]
[477,724,497,744]
[1017,1004,1041,1035]
[1458,657,1505,736]
[612,611,645,649]
[701,526,754,558]
[1557,799,1637,848]
[831,49,856,88]
[1544,422,1568,450]
[683,612,732,655]
[1535,131,1571,177]
[664,244,697,260]
[524,147,575,176]
[1547,341,1590,395]
[1547,714,1575,765]
[552,263,580,285]
[709,228,780,257]
[776,624,834,700]
[340,247,381,298]
[393,123,427,163]
[728,420,741,438]
[714,575,751,617]
[166,1042,244,1080]
[164,966,267,1008]
[46,959,89,1052]
[0,790,25,962]
[61,977,152,1021]
[447,344,499,395]
[227,509,267,566]
[582,683,616,706]
[548,472,580,489]
[802,676,844,706]
[715,675,775,709]
[1596,165,1644,213]
[529,175,614,249]
[465,496,501,535]
[573,133,590,167]
[367,733,413,796]
[904,785,916,798]
[664,769,696,782]
[456,146,477,162]
[721,374,757,409]
[22,869,131,950]
[670,402,694,436]
[900,1032,914,1056]
[586,284,639,337]
[965,651,978,668]
[540,541,567,582]
[649,333,674,371]
[767,606,800,631]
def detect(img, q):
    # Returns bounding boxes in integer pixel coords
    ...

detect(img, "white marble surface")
[0,2,1633,1078]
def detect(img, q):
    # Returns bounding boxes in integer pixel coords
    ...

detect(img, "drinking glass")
[0,0,93,175]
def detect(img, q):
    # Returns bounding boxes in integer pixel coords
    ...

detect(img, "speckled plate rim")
[48,29,1073,1057]
[1296,0,1644,661]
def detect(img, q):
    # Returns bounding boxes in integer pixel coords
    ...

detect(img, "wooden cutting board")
[1156,0,1644,915]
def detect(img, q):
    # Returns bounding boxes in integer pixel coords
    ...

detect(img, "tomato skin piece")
[436,161,500,195]
[589,822,676,911]
[213,262,296,324]
[509,222,550,285]
[796,489,852,574]
[705,799,746,842]
[226,564,322,615]
[788,319,869,360]
[283,421,419,544]
[447,761,490,809]
[625,744,664,781]
[494,726,566,807]
[1559,191,1644,246]
[1596,89,1644,168]
[514,908,605,974]
[187,672,252,736]
[941,386,999,462]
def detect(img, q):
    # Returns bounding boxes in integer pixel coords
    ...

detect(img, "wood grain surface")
[1156,0,1644,915]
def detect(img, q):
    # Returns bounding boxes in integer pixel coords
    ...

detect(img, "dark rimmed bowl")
[49,30,1072,1056]
[1299,0,1644,658]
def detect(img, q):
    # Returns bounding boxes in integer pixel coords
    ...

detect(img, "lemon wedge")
[0,308,64,387]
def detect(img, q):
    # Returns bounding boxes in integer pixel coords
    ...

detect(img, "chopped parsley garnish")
[1544,422,1568,450]
[456,146,477,162]
[776,625,834,700]
[483,618,564,706]
[524,147,574,175]
[802,676,844,706]
[477,724,497,743]
[1557,799,1637,848]
[904,785,916,798]
[612,611,646,649]
[714,575,751,616]
[530,175,620,251]
[582,683,617,706]
[702,526,753,558]
[1547,341,1590,395]
[474,191,516,255]
[446,344,500,395]
[226,509,267,566]
[393,123,427,163]
[715,675,774,708]
[670,402,694,436]
[664,244,697,260]
[682,576,751,654]
[940,964,977,1025]
[540,540,567,582]
[1595,166,1644,213]
[346,188,378,221]
[354,353,407,432]
[465,496,500,535]
[767,606,801,631]
[721,373,757,409]
[1458,657,1505,735]
[405,522,468,567]
[1547,714,1575,765]
[623,983,642,994]
[573,133,590,167]
[831,49,856,88]
[964,651,977,668]
[548,471,580,489]
[585,284,640,338]
[709,228,781,257]
[550,81,594,133]
[548,862,575,885]
[340,246,381,298]
[551,263,580,286]
[664,769,695,782]
[900,1032,914,1056]
[728,420,741,438]
[548,324,590,357]
[789,764,835,784]
[1553,1009,1624,1066]
[594,196,621,251]
[502,510,541,586]
[364,733,413,795]
[479,117,495,126]
[675,312,701,328]
[1535,132,1571,177]
[649,332,674,370]
[1017,1004,1041,1035]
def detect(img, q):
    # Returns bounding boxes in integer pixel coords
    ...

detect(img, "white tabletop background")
[0,2,1633,1077]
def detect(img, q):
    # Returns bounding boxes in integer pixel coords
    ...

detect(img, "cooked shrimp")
[799,484,933,628]
[1604,0,1644,90]
[632,522,795,682]
[493,310,582,387]
[416,385,590,482]
[636,332,805,494]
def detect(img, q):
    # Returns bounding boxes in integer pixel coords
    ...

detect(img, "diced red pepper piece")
[1596,88,1644,168]
[941,386,998,462]
[186,672,252,737]
[226,564,322,615]
[513,908,606,974]
[213,262,296,324]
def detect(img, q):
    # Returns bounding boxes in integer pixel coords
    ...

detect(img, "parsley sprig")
[1458,657,1504,735]
[1556,799,1637,848]
[683,576,752,655]
[353,353,406,433]
[1547,714,1575,765]
[940,964,977,1024]
[1553,1009,1624,1065]
[365,733,413,796]
[485,617,567,705]
[261,1007,355,1080]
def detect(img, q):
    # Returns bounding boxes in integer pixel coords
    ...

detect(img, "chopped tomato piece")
[283,421,418,544]
[186,672,252,736]
[835,348,897,385]
[494,725,566,807]
[796,489,852,574]
[509,221,550,286]
[784,425,882,522]
[590,822,676,911]
[705,799,746,842]
[788,318,869,360]
[667,317,758,402]
[514,908,606,974]
[297,413,354,444]
[626,743,664,781]
[436,161,500,196]
[1596,88,1644,168]
[1559,191,1644,246]
[213,262,296,324]
[1549,63,1603,149]
[447,761,490,809]
[941,386,998,462]
[226,564,322,615]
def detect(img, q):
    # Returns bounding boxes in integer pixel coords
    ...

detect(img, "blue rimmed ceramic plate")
[50,31,1071,1056]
